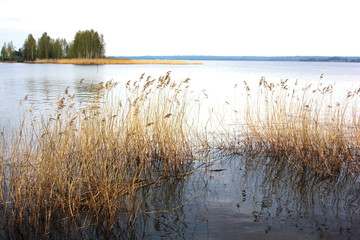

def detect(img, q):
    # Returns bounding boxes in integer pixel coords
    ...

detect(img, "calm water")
[0,61,360,239]
[134,153,360,240]
[1,61,360,128]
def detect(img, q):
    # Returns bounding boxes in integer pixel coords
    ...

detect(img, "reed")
[0,72,196,237]
[232,77,360,176]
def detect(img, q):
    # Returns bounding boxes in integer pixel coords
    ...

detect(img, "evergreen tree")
[23,34,37,60]
[37,32,52,59]
[14,48,23,60]
[52,38,63,58]
[1,43,7,60]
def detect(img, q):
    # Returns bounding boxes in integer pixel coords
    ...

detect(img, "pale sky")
[0,0,359,56]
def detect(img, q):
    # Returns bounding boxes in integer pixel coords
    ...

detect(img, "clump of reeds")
[0,72,195,237]
[232,77,360,176]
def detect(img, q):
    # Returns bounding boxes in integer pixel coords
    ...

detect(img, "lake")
[0,61,359,239]
[1,60,360,128]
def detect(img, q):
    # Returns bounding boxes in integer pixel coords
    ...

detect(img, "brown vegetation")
[0,72,197,236]
[25,58,201,65]
[226,77,360,176]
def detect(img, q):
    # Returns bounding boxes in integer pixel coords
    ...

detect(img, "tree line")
[1,29,105,61]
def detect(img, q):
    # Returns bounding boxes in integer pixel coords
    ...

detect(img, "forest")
[1,29,105,61]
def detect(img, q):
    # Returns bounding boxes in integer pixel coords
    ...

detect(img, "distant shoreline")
[2,56,360,64]
[116,55,360,63]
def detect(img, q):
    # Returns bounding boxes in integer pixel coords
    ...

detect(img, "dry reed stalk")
[0,72,196,236]
[232,77,360,176]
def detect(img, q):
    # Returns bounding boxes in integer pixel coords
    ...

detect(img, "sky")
[0,0,359,56]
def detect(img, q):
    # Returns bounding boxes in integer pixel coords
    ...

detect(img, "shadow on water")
[7,152,357,239]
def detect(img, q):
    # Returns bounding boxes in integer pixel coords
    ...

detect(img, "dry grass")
[25,58,201,65]
[0,72,196,237]
[230,77,360,176]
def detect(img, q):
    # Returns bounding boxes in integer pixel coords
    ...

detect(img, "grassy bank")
[0,60,19,63]
[23,58,201,65]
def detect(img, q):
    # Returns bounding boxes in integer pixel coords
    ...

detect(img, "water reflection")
[126,153,360,239]
[238,155,360,239]
[2,152,358,239]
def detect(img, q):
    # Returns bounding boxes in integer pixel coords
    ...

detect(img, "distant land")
[113,55,360,62]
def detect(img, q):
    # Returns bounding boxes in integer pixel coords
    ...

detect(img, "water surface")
[0,61,359,239]
[1,61,360,127]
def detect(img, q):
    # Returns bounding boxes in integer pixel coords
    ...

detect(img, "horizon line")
[110,55,360,58]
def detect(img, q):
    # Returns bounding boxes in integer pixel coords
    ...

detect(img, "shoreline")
[2,56,359,64]
[16,58,202,65]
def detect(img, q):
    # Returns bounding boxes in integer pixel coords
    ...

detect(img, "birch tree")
[69,29,105,58]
